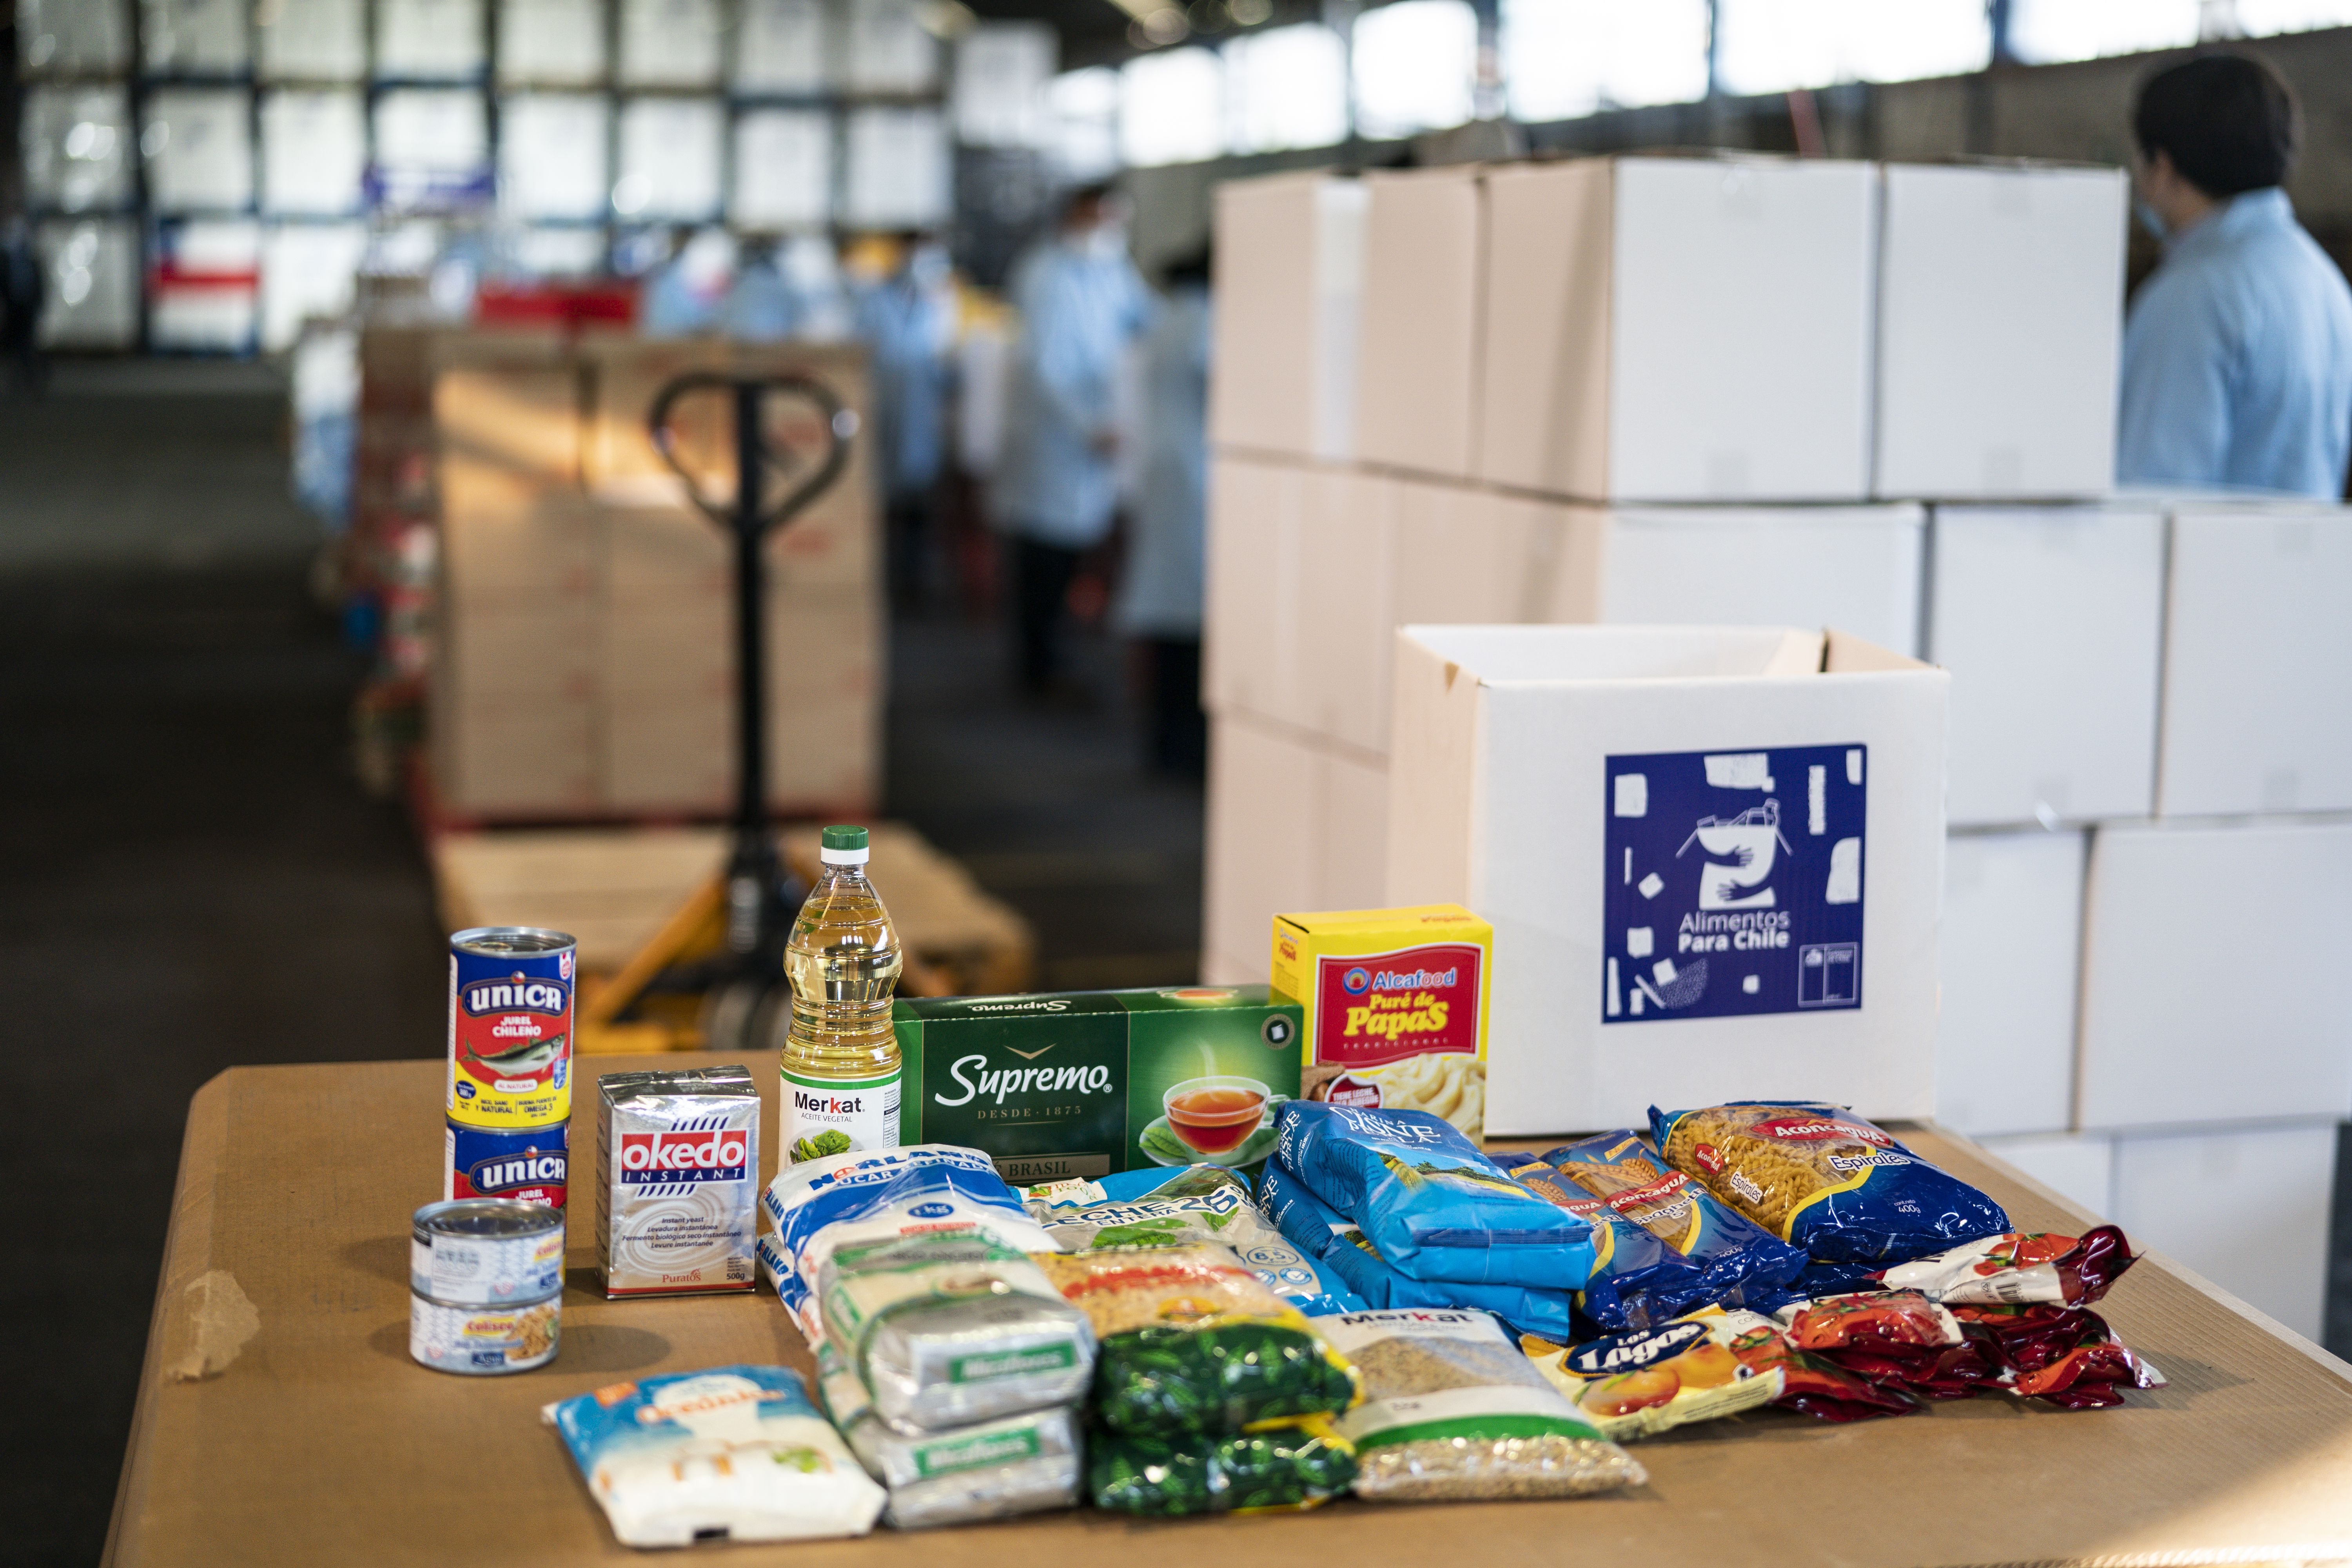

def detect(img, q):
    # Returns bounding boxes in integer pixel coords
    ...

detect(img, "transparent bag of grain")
[1317,1307,1647,1502]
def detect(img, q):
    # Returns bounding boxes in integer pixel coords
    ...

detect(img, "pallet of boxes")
[428,333,883,822]
[1201,153,2352,1343]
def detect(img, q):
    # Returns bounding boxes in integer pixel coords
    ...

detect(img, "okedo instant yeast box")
[1270,904,1493,1140]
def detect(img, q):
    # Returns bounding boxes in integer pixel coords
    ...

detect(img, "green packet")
[893,985,1303,1185]
[1089,1415,1356,1516]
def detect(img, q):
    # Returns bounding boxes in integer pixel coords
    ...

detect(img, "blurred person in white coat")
[1116,243,1211,777]
[855,233,956,608]
[990,184,1150,698]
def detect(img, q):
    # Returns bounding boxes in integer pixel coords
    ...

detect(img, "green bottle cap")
[821,825,868,851]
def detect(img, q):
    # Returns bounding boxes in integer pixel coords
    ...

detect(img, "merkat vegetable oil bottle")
[779,826,904,1164]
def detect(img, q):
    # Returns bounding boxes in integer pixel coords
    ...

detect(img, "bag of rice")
[1648,1102,2011,1266]
[1274,1101,1596,1288]
[1089,1414,1356,1515]
[813,1343,1082,1530]
[815,1231,1095,1432]
[1033,1242,1361,1436]
[1315,1307,1646,1502]
[1025,1164,1367,1316]
[544,1366,885,1547]
[1257,1161,1577,1341]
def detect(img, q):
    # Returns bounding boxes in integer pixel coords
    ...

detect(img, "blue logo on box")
[1602,744,1866,1024]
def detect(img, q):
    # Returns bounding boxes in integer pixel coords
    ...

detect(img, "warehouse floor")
[0,361,1203,1565]
[7,364,2348,1565]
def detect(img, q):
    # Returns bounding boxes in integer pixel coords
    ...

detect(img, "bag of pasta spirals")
[1648,1102,2010,1266]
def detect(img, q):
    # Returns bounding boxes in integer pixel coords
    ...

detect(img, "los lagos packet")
[1257,1162,1576,1341]
[543,1366,885,1548]
[1488,1151,1715,1332]
[758,1144,1060,1343]
[1025,1164,1366,1316]
[1542,1132,1808,1309]
[1274,1100,1595,1289]
[1650,1102,2012,1265]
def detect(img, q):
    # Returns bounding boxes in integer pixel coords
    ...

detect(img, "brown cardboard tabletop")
[108,1054,2352,1568]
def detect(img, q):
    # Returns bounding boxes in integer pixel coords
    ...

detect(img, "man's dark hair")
[1063,181,1117,218]
[2133,52,2298,197]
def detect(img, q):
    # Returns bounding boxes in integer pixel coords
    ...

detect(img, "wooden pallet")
[431,820,1034,1051]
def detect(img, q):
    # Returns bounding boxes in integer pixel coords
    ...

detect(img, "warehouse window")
[2232,0,2352,33]
[1224,22,1348,152]
[1120,47,1223,167]
[2005,0,2201,62]
[1714,0,1989,93]
[1352,0,1477,140]
[1501,0,1709,123]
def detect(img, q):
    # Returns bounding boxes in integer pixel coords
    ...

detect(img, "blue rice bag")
[1256,1162,1575,1341]
[1487,1150,1717,1332]
[1274,1101,1595,1289]
[1022,1163,1367,1316]
[1649,1102,2012,1267]
[1541,1131,1807,1310]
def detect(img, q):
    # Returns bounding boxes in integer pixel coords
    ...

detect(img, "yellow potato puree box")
[1269,905,1494,1139]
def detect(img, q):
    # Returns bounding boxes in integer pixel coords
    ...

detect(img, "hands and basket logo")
[1603,746,1868,1024]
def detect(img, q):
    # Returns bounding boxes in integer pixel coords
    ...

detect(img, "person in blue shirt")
[854,233,956,608]
[722,236,797,343]
[1114,243,1211,777]
[989,184,1150,697]
[2119,52,2352,499]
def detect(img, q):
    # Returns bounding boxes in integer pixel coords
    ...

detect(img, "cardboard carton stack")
[1203,153,2352,1341]
[428,334,882,822]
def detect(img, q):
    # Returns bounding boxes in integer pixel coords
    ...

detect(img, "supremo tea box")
[1269,904,1492,1140]
[893,987,1305,1185]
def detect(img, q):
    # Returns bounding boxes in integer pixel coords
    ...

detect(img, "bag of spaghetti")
[1258,1162,1578,1341]
[1649,1102,2010,1265]
[1031,1243,1361,1437]
[1541,1132,1807,1309]
[1317,1307,1645,1502]
[1488,1151,1715,1332]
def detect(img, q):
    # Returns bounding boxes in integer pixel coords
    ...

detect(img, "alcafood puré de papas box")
[1385,624,1947,1135]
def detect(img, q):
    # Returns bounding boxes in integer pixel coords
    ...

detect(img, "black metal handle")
[646,370,859,541]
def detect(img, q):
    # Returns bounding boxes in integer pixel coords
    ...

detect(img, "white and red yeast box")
[1386,623,1947,1134]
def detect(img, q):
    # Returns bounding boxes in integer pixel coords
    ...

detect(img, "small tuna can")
[411,1198,566,1307]
[409,1289,562,1376]
[448,926,577,1131]
[445,1120,568,1210]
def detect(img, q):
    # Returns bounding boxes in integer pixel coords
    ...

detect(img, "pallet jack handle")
[648,372,858,965]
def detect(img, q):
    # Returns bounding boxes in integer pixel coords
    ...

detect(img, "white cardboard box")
[374,0,484,78]
[1976,1132,2114,1220]
[1477,154,1877,503]
[1387,624,1946,1134]
[842,107,950,230]
[616,97,725,221]
[2079,816,2352,1130]
[143,88,254,214]
[1201,710,1388,981]
[1874,163,2127,501]
[498,94,611,222]
[1929,503,2165,827]
[2110,1121,2337,1343]
[23,85,132,213]
[1207,172,1366,464]
[619,0,722,86]
[260,89,366,217]
[1353,166,1481,481]
[143,0,249,73]
[497,0,606,83]
[2157,503,2352,818]
[732,110,833,230]
[37,219,140,350]
[256,0,363,80]
[735,0,831,93]
[260,221,367,350]
[1937,828,2085,1138]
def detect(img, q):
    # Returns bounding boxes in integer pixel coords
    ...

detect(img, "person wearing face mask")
[2119,52,2352,499]
[989,184,1151,698]
[854,232,958,609]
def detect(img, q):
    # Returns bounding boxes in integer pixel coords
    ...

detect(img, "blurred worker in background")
[991,183,1150,699]
[855,233,956,609]
[723,236,796,342]
[641,228,728,339]
[1116,243,1212,778]
[0,218,45,397]
[2120,52,2352,498]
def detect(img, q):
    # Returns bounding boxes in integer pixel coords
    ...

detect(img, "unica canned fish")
[448,927,576,1131]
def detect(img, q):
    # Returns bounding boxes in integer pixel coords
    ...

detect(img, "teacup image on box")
[892,986,1304,1184]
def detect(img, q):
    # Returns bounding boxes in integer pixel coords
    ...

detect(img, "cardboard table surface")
[109,1054,2352,1568]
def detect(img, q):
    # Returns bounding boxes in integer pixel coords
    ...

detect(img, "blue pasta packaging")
[1648,1102,2012,1267]
[1274,1100,1596,1289]
[1540,1132,1808,1310]
[1256,1162,1577,1341]
[1486,1151,1716,1331]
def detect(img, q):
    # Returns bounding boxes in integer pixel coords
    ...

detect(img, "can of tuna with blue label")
[445,1119,570,1210]
[447,927,576,1131]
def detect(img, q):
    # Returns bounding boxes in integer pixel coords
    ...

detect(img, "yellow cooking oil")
[777,825,905,1164]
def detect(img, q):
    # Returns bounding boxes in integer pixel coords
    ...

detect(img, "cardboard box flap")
[1399,623,1824,684]
[1823,627,1931,674]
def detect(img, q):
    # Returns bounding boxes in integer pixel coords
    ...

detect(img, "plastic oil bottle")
[778,826,905,1164]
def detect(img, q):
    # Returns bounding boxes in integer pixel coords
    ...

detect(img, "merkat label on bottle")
[782,1067,902,1163]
